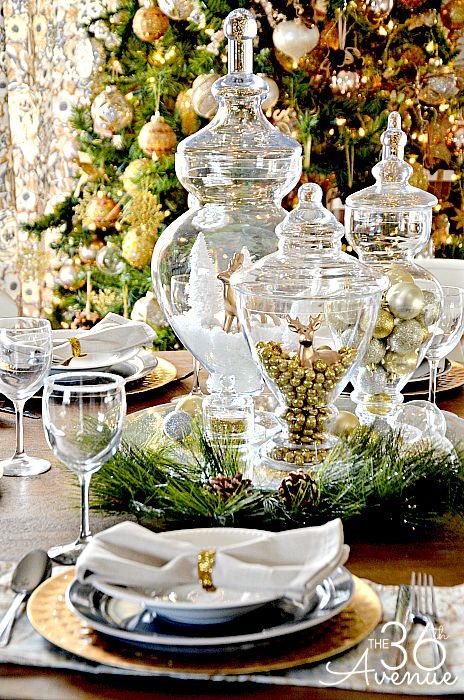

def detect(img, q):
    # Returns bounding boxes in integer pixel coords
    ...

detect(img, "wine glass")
[170,274,204,397]
[42,372,126,564]
[426,286,464,405]
[0,317,52,477]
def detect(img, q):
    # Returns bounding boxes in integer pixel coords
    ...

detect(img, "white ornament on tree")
[273,20,320,62]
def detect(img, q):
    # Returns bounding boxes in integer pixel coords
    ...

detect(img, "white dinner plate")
[65,565,354,652]
[90,528,280,624]
[50,346,139,372]
[106,349,158,384]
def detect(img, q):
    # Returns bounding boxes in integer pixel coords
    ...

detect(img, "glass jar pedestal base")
[259,431,339,470]
[351,389,404,426]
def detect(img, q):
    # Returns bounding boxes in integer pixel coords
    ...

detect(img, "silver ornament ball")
[419,290,441,327]
[358,365,388,394]
[96,243,125,275]
[389,320,425,355]
[362,338,386,366]
[386,282,424,320]
[163,410,193,441]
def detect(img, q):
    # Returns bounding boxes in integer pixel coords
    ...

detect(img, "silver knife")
[388,584,412,672]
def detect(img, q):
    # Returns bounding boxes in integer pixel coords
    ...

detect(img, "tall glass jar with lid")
[233,183,384,469]
[345,112,443,424]
[151,9,302,395]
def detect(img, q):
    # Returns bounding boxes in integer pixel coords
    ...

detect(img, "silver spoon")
[0,549,52,647]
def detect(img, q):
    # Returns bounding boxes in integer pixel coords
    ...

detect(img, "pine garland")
[90,426,464,538]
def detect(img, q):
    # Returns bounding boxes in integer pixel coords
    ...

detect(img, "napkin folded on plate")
[52,313,156,364]
[76,519,349,599]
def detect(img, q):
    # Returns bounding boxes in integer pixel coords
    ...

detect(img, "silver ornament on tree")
[91,86,133,136]
[59,261,86,291]
[331,69,360,95]
[273,19,320,63]
[96,242,126,275]
[366,0,394,24]
[157,0,194,20]
[259,74,279,111]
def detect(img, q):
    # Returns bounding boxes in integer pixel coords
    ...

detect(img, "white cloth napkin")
[76,519,349,599]
[52,313,156,364]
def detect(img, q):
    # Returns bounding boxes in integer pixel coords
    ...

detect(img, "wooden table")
[0,351,463,700]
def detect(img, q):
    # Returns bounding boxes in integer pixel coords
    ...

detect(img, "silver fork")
[410,572,455,682]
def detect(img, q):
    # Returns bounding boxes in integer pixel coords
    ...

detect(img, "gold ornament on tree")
[84,193,121,229]
[122,229,156,268]
[175,90,201,135]
[132,4,169,42]
[58,261,86,291]
[91,86,133,136]
[445,118,464,157]
[138,112,177,159]
[408,162,430,191]
[191,73,219,119]
[121,158,152,194]
[122,190,164,234]
[440,0,464,29]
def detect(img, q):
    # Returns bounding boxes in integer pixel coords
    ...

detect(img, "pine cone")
[278,469,320,511]
[207,472,252,501]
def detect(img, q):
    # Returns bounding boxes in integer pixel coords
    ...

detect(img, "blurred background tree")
[25,0,464,342]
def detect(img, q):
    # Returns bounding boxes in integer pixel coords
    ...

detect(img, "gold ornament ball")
[440,0,464,29]
[373,308,395,339]
[175,394,204,419]
[386,282,424,320]
[59,262,86,291]
[85,195,121,228]
[157,0,193,20]
[384,351,417,377]
[132,6,169,42]
[78,239,104,264]
[386,267,415,287]
[122,229,156,269]
[332,410,360,436]
[91,87,133,136]
[445,120,464,157]
[191,74,219,119]
[138,115,176,158]
[122,158,151,194]
[175,91,201,135]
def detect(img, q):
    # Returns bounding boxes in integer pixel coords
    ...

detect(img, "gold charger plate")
[126,357,178,397]
[27,569,381,676]
[403,360,464,398]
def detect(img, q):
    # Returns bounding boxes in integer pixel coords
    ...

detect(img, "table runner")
[0,561,462,695]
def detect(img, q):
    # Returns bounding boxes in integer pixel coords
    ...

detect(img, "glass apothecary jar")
[345,112,443,424]
[151,9,302,395]
[232,183,384,469]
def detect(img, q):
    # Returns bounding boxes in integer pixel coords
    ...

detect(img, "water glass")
[426,286,464,405]
[42,372,126,564]
[0,318,52,477]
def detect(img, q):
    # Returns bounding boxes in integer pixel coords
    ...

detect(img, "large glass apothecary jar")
[232,183,385,469]
[345,112,443,423]
[151,9,302,394]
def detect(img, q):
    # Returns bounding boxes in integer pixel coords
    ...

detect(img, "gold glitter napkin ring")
[68,338,82,358]
[197,549,216,592]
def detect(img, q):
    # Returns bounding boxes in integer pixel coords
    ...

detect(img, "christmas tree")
[26,0,464,339]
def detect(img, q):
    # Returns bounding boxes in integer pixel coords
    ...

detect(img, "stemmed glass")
[426,286,464,405]
[0,318,52,477]
[42,372,126,564]
[170,274,204,397]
